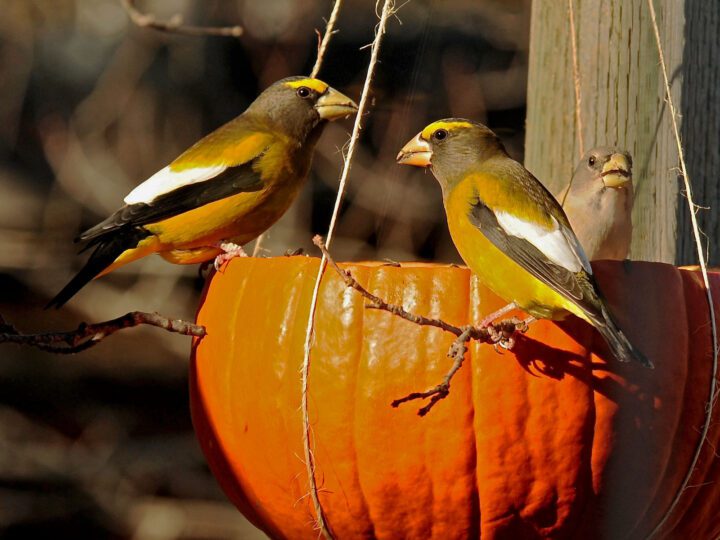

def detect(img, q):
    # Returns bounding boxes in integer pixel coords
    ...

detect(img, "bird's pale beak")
[601,153,632,188]
[315,88,358,121]
[396,134,432,167]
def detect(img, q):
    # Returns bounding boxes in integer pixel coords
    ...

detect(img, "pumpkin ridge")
[351,265,418,537]
[240,257,315,538]
[251,258,311,537]
[297,257,332,534]
[192,260,284,538]
[414,270,435,539]
[633,267,692,537]
[347,264,377,538]
[226,259,250,433]
[573,329,600,537]
[417,267,478,538]
[661,269,720,537]
[624,265,688,536]
[465,271,482,539]
[515,332,534,528]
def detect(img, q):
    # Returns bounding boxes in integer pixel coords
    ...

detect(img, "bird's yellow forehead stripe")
[421,120,473,140]
[284,78,328,94]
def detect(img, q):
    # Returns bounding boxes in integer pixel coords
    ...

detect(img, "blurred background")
[0,0,530,537]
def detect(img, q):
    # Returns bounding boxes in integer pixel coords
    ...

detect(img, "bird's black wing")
[468,198,603,321]
[79,161,265,245]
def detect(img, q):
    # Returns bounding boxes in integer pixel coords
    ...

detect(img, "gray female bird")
[559,147,634,261]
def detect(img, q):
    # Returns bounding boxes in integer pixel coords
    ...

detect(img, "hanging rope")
[252,0,345,257]
[561,0,584,206]
[299,1,397,537]
[645,0,719,537]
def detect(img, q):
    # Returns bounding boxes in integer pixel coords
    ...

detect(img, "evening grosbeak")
[48,76,357,308]
[397,119,651,367]
[559,147,634,260]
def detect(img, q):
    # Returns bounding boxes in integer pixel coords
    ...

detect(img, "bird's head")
[576,147,633,191]
[248,76,357,141]
[396,119,508,191]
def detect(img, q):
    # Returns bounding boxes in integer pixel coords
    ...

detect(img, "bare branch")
[313,235,530,415]
[0,312,205,355]
[313,235,465,336]
[310,0,344,79]
[390,326,473,416]
[121,0,243,38]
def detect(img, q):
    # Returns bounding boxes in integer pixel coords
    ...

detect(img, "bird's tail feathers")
[46,228,151,309]
[594,304,653,368]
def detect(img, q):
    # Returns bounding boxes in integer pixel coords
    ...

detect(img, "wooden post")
[525,0,719,264]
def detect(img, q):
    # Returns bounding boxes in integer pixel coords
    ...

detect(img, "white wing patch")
[561,224,593,274]
[124,165,228,205]
[494,211,592,274]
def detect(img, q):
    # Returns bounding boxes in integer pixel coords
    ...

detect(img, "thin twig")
[252,0,345,258]
[315,235,464,335]
[310,0,344,79]
[390,327,473,416]
[561,0,584,206]
[300,2,396,537]
[313,235,529,416]
[121,0,243,37]
[645,1,719,537]
[0,312,205,355]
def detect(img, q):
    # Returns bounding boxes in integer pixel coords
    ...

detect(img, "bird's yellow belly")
[446,197,581,321]
[145,180,303,254]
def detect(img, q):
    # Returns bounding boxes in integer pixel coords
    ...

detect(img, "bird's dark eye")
[296,87,311,99]
[588,155,596,166]
[433,129,448,141]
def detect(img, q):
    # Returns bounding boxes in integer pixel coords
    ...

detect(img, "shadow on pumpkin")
[510,333,588,381]
[511,320,654,410]
[510,317,600,378]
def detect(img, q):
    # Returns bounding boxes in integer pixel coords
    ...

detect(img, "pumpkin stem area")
[314,235,531,415]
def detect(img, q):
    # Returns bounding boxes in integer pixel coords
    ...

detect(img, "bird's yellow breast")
[445,177,586,321]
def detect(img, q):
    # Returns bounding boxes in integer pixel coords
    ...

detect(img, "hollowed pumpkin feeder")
[191,257,720,539]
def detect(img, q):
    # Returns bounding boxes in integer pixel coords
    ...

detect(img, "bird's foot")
[213,242,248,272]
[486,315,534,352]
[479,302,517,328]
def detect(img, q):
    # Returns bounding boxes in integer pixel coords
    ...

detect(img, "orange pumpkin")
[190,257,720,539]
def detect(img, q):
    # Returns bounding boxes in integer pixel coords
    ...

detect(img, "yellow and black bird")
[559,147,634,261]
[397,119,651,367]
[48,76,357,308]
